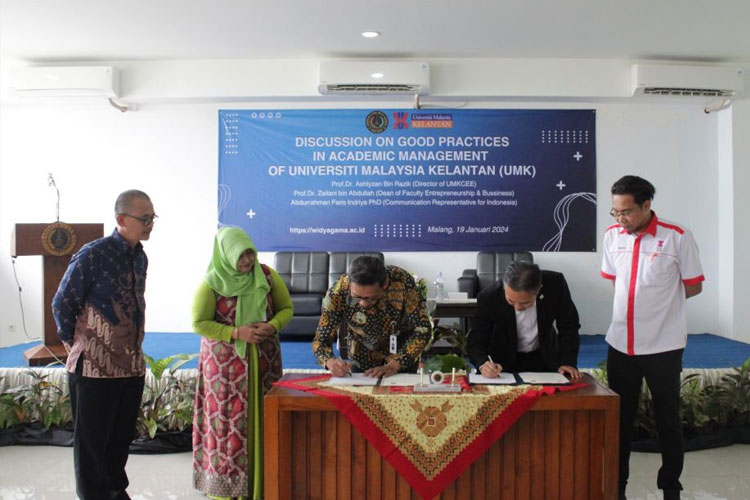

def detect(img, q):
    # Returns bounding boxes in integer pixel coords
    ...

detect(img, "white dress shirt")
[515,302,540,353]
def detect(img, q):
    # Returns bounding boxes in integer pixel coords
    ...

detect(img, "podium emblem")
[41,222,77,256]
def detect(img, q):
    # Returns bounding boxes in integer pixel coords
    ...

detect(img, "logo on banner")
[411,113,454,129]
[392,112,409,129]
[365,111,389,133]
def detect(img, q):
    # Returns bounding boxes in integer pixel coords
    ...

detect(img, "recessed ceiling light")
[361,31,380,38]
[371,72,384,79]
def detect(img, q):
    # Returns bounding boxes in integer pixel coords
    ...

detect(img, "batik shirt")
[52,229,147,378]
[312,265,432,372]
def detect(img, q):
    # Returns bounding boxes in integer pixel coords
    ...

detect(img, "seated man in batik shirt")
[312,256,432,378]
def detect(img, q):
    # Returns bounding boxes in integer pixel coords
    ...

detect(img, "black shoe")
[618,488,627,500]
[663,489,680,500]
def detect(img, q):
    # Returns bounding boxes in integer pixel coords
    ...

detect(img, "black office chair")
[457,251,534,298]
[273,252,329,337]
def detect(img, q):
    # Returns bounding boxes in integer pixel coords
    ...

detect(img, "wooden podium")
[11,222,104,366]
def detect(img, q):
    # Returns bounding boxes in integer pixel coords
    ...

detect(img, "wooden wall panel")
[337,415,352,499]
[352,429,367,499]
[455,461,472,498]
[486,439,502,497]
[472,451,487,500]
[516,416,532,498]
[545,412,561,500]
[530,412,546,499]
[588,412,605,499]
[322,412,337,498]
[559,412,576,499]
[366,443,381,499]
[381,452,397,498]
[292,412,307,499]
[574,411,591,499]
[309,412,323,499]
[501,424,517,499]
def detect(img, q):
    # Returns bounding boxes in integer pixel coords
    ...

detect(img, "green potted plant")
[136,352,198,439]
[0,371,72,446]
[423,353,469,374]
[718,357,750,442]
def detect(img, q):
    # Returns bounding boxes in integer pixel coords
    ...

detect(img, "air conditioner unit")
[631,63,743,98]
[8,66,120,98]
[318,61,430,95]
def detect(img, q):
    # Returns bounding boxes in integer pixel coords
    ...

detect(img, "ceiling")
[1,0,749,63]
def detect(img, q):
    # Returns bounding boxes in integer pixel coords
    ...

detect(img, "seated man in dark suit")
[468,261,581,379]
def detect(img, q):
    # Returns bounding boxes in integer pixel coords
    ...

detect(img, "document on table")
[379,373,428,386]
[468,372,517,385]
[324,374,380,386]
[518,372,571,384]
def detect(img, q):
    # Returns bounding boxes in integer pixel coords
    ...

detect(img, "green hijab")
[204,226,270,357]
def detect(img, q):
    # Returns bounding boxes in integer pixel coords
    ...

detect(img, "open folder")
[469,371,571,385]
[468,372,516,385]
[518,372,571,384]
[324,373,380,386]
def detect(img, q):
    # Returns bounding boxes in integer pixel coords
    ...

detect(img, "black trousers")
[68,360,145,500]
[607,346,684,493]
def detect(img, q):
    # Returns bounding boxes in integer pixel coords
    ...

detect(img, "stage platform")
[2,334,747,456]
[0,333,747,371]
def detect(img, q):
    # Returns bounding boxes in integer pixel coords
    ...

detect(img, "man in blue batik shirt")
[52,189,156,500]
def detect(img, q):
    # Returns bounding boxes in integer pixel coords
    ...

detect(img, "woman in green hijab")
[191,227,293,500]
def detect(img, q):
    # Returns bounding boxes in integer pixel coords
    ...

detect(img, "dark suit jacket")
[467,270,580,372]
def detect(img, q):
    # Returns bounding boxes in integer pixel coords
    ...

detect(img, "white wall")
[0,58,742,346]
[729,99,750,342]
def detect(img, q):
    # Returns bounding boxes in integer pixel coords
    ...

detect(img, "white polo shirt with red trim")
[601,212,704,356]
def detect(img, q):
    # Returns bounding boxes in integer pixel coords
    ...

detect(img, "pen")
[334,359,351,376]
[488,355,499,377]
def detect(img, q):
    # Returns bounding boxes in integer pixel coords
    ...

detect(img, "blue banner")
[218,109,596,251]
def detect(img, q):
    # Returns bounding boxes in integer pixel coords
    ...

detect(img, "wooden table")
[265,373,619,499]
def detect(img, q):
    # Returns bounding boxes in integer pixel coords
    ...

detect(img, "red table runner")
[274,375,584,500]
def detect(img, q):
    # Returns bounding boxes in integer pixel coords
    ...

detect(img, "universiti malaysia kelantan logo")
[392,112,409,129]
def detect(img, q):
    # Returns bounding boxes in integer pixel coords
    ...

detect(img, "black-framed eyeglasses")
[347,293,384,307]
[122,213,158,226]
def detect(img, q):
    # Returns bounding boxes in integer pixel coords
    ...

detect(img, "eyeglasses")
[609,208,637,219]
[347,293,384,307]
[122,213,158,226]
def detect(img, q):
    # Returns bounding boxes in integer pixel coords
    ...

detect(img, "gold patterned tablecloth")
[274,375,583,500]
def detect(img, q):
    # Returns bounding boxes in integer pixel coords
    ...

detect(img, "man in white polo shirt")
[602,175,704,500]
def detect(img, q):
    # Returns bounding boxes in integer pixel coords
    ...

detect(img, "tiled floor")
[0,444,748,499]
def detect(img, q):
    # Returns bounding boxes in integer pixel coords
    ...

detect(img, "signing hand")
[558,365,581,380]
[325,358,352,377]
[364,359,401,378]
[479,360,503,378]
